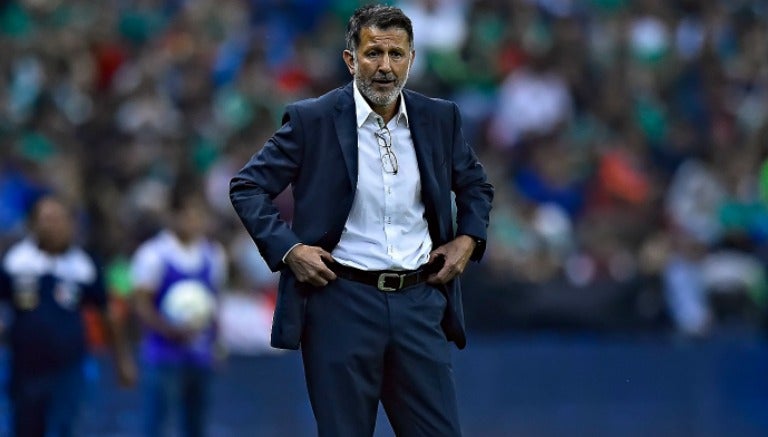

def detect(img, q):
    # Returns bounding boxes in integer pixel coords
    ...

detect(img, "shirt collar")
[353,81,409,128]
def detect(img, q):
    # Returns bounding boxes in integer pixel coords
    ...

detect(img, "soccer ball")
[160,279,216,330]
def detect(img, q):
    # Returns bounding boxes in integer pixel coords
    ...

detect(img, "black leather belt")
[329,262,440,292]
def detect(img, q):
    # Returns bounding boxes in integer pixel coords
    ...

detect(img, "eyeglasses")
[374,123,398,175]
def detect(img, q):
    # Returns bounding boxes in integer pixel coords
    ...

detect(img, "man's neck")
[371,99,399,125]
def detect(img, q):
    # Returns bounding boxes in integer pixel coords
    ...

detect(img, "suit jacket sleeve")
[230,106,304,271]
[450,102,494,261]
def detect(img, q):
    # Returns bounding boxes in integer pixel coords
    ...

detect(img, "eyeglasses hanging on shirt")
[375,118,398,175]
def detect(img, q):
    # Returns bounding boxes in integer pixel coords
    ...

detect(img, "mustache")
[371,74,396,81]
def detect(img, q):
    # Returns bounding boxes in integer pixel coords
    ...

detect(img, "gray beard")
[354,59,410,107]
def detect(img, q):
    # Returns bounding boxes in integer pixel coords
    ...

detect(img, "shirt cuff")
[282,243,303,264]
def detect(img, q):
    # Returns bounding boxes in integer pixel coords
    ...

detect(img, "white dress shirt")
[330,83,433,271]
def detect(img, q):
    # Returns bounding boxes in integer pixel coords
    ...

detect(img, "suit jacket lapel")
[334,84,358,189]
[404,92,441,229]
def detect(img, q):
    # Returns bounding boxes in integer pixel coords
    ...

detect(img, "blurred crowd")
[1,0,768,339]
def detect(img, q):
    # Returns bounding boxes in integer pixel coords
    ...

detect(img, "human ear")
[343,50,355,75]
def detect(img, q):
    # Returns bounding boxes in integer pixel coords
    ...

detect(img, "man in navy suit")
[230,5,493,436]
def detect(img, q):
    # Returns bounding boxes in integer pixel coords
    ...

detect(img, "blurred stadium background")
[1,0,768,435]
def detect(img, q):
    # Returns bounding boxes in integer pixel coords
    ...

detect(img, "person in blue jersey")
[230,5,493,436]
[131,181,227,437]
[0,195,137,437]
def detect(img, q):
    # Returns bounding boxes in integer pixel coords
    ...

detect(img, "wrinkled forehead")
[357,26,412,50]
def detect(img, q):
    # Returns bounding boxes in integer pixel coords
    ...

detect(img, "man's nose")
[378,55,392,73]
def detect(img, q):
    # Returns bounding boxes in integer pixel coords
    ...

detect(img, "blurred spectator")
[489,51,573,149]
[397,0,468,79]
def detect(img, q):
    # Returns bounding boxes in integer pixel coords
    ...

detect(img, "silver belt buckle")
[377,273,405,291]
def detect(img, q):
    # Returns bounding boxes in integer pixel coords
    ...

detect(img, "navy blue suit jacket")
[230,82,493,350]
